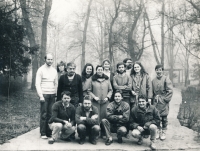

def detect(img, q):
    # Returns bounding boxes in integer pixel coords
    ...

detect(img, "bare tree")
[40,0,52,66]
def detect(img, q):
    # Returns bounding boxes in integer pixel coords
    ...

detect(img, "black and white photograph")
[0,0,200,150]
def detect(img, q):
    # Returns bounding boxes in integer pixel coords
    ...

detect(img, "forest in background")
[0,0,200,93]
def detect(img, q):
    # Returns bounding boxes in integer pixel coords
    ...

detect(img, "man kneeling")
[48,91,76,144]
[76,95,100,145]
[101,90,130,145]
[130,96,160,150]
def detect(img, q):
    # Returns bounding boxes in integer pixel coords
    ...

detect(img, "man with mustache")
[123,58,133,76]
[152,64,173,141]
[48,91,76,144]
[76,95,100,145]
[57,62,83,108]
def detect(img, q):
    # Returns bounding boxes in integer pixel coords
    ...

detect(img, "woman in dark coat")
[81,63,94,97]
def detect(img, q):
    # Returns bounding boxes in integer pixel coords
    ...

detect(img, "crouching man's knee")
[131,129,141,138]
[149,124,157,132]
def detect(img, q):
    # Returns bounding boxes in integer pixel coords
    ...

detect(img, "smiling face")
[156,67,163,78]
[96,67,104,76]
[45,54,53,66]
[138,98,147,109]
[62,94,71,106]
[103,61,110,70]
[114,92,123,104]
[134,63,141,73]
[86,66,92,75]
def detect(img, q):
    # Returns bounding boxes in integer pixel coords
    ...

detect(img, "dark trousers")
[159,116,168,130]
[77,124,100,140]
[40,94,55,136]
[101,119,127,138]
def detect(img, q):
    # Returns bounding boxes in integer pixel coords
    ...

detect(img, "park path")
[0,88,200,150]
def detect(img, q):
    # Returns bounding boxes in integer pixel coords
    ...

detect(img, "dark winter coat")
[106,101,130,127]
[129,104,160,130]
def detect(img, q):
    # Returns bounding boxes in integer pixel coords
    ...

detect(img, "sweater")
[113,73,132,97]
[35,64,58,99]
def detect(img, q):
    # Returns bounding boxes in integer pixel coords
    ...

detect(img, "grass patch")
[0,90,39,144]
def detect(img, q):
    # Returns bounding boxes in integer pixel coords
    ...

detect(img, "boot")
[150,140,156,150]
[160,130,166,140]
[156,129,162,139]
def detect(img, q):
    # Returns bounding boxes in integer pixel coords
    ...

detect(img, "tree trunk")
[20,0,38,90]
[108,0,121,64]
[81,0,93,70]
[145,9,160,64]
[161,0,165,66]
[40,0,52,66]
[127,1,143,62]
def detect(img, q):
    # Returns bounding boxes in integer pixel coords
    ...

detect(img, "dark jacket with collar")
[129,104,160,130]
[57,73,83,104]
[75,105,99,126]
[48,101,75,126]
[106,101,130,127]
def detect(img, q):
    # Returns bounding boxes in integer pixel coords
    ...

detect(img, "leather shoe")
[105,138,113,145]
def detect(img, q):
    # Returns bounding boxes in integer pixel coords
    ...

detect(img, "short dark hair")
[116,62,125,69]
[83,95,92,102]
[123,58,132,63]
[138,95,147,102]
[102,59,111,70]
[61,91,71,98]
[67,62,76,68]
[155,64,164,71]
[96,65,104,71]
[114,89,123,98]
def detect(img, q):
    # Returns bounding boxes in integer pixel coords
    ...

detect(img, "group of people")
[35,53,173,150]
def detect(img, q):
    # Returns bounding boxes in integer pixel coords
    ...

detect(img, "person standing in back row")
[35,53,58,139]
[57,62,83,108]
[152,64,173,141]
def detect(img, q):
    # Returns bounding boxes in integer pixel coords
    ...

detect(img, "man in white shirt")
[35,53,58,139]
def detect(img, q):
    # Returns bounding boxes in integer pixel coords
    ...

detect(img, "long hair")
[81,63,94,82]
[130,61,147,76]
[57,61,67,72]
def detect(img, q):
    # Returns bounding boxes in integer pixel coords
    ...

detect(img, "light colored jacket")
[152,75,173,116]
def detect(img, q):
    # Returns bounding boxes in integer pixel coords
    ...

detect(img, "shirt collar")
[62,103,69,108]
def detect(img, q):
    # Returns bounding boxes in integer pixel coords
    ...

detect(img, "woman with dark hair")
[130,61,152,107]
[81,63,94,97]
[57,61,67,79]
[89,65,113,137]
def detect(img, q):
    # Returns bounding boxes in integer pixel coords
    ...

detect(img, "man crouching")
[48,91,76,144]
[76,95,100,145]
[130,96,160,150]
